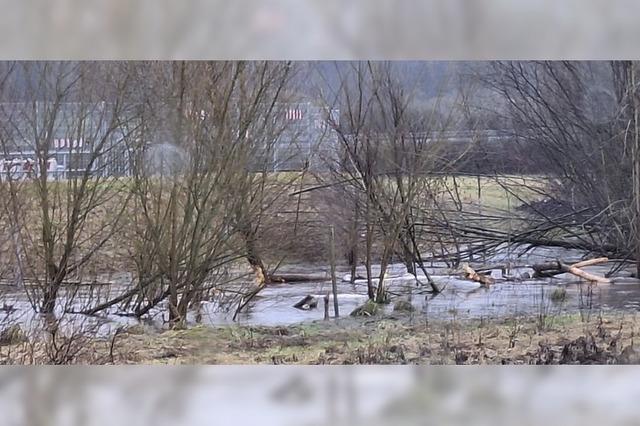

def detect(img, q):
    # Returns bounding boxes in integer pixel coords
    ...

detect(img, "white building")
[0,102,134,181]
[269,101,339,171]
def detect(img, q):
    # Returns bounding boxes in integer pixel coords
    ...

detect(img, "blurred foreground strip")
[0,366,638,425]
[1,0,640,58]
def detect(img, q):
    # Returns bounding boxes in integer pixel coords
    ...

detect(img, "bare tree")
[80,62,296,327]
[315,62,463,301]
[0,62,139,316]
[227,62,300,286]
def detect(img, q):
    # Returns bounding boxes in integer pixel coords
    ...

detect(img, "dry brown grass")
[86,312,640,365]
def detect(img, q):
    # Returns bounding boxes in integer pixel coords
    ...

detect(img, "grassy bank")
[99,310,640,365]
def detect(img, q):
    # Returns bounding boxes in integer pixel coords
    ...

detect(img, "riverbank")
[85,310,640,365]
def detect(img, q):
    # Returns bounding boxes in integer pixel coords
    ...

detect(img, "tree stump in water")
[293,295,318,310]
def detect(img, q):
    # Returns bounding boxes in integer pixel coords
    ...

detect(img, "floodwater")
[212,272,640,327]
[1,246,640,333]
[201,246,640,326]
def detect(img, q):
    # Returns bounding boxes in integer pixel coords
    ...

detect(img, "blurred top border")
[1,0,639,60]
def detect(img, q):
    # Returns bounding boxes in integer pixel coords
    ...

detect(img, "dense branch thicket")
[91,61,297,326]
[312,62,472,300]
[475,61,640,273]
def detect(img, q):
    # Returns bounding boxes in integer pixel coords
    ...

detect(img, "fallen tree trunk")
[533,258,610,283]
[533,257,609,278]
[462,264,494,287]
[474,263,529,273]
[559,262,611,284]
[477,258,608,274]
[269,273,329,283]
[571,257,610,268]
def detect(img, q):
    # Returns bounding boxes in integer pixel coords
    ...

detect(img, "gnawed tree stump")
[252,264,266,285]
[293,295,318,310]
[462,264,495,287]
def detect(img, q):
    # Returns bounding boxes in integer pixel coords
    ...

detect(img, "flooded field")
[1,246,639,333]
[177,245,640,326]
[212,275,640,327]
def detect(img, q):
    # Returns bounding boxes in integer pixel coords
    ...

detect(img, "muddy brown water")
[1,246,640,334]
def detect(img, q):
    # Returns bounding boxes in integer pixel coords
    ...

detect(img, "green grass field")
[444,175,546,211]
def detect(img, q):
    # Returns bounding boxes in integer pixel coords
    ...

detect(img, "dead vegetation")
[23,312,633,365]
[0,320,127,365]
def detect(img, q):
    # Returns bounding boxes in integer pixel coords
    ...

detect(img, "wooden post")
[330,225,339,317]
[349,201,360,284]
[365,199,374,299]
[324,293,330,320]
